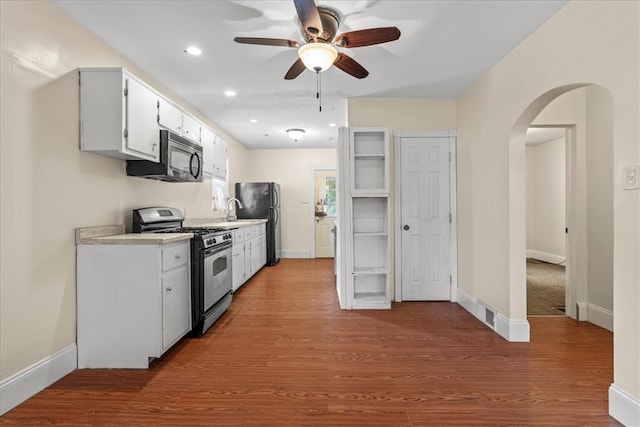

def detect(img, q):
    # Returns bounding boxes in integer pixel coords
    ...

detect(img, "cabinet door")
[161,265,190,351]
[245,240,253,279]
[260,234,267,268]
[201,127,216,178]
[181,115,201,144]
[232,243,245,291]
[213,136,227,180]
[250,237,263,275]
[158,98,183,134]
[124,76,160,161]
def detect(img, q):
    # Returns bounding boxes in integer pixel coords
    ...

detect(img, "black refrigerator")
[234,182,281,266]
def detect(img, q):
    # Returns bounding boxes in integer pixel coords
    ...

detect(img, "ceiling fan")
[234,0,401,80]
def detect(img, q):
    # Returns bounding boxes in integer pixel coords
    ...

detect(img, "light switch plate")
[623,166,639,190]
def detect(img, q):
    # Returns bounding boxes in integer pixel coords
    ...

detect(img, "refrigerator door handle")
[273,185,280,208]
[272,206,279,225]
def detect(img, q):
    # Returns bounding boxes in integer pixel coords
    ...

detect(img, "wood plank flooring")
[1,259,620,426]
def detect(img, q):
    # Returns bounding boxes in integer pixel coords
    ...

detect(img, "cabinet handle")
[174,255,181,260]
[152,143,157,152]
[166,287,172,292]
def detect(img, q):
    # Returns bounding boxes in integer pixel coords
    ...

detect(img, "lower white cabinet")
[231,223,266,291]
[77,241,191,368]
[232,229,246,291]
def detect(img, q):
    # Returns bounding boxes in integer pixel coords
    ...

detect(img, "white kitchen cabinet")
[181,114,201,144]
[232,223,267,287]
[80,68,160,162]
[157,97,183,134]
[77,240,191,368]
[337,127,391,309]
[232,228,246,291]
[201,126,216,179]
[158,97,201,144]
[247,223,267,278]
[213,136,227,180]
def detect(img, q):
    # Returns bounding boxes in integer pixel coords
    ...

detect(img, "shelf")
[353,267,388,274]
[353,157,385,191]
[352,197,388,233]
[353,153,385,159]
[352,131,385,157]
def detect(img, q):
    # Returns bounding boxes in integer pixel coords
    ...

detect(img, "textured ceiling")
[52,0,568,149]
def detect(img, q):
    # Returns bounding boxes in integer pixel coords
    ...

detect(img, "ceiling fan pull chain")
[315,67,322,112]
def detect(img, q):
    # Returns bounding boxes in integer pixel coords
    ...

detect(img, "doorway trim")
[526,124,574,318]
[309,166,336,259]
[393,130,458,303]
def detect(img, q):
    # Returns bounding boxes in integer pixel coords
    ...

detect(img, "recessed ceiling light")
[224,90,236,97]
[184,46,202,56]
[329,123,336,127]
[250,119,257,123]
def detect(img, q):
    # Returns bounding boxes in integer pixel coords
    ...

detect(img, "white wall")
[585,85,614,314]
[232,148,337,258]
[526,137,566,261]
[455,1,639,422]
[0,0,247,382]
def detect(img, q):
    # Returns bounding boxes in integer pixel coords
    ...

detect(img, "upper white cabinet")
[201,127,227,180]
[158,98,201,144]
[213,136,227,180]
[157,97,183,134]
[181,114,201,144]
[201,126,216,179]
[80,68,160,162]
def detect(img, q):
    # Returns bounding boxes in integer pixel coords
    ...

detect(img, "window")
[316,174,336,217]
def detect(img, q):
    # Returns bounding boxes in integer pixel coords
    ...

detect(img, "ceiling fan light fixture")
[298,43,338,72]
[286,128,305,142]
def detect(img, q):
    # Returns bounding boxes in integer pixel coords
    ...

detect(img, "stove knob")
[212,238,217,244]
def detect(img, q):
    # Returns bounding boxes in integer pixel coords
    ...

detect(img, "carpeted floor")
[527,258,566,316]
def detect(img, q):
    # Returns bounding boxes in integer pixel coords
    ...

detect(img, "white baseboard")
[527,249,565,265]
[456,288,530,342]
[609,383,640,427]
[496,313,530,342]
[280,250,311,258]
[576,301,613,331]
[0,344,77,415]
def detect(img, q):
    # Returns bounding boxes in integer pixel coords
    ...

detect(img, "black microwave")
[126,130,203,182]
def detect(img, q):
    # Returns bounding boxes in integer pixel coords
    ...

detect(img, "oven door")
[203,244,232,311]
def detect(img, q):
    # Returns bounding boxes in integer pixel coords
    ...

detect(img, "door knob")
[403,224,410,230]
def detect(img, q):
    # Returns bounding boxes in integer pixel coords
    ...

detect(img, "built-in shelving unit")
[337,127,391,309]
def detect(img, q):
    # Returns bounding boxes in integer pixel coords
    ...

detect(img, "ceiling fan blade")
[333,53,369,79]
[284,58,307,80]
[234,37,300,48]
[334,26,401,48]
[293,0,323,37]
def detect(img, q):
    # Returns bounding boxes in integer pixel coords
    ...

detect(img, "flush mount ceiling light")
[297,43,338,72]
[224,90,236,97]
[286,128,305,142]
[184,46,202,56]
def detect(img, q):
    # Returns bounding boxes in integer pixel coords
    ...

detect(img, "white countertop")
[75,225,193,245]
[183,218,268,230]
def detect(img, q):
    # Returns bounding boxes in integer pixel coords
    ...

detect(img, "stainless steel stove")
[132,207,233,336]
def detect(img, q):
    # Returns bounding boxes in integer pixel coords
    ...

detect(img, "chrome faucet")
[226,198,243,222]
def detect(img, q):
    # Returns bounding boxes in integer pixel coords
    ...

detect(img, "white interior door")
[314,170,336,258]
[400,137,451,300]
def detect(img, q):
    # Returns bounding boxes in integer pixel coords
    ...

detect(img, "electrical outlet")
[623,166,639,190]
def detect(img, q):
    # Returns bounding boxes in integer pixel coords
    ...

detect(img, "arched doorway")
[510,84,614,328]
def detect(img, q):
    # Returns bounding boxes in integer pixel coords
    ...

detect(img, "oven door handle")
[204,243,231,256]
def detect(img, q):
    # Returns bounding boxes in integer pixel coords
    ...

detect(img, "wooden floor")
[2,259,620,426]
